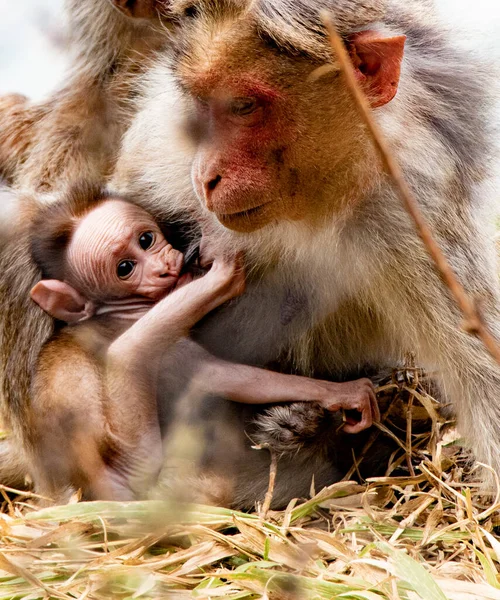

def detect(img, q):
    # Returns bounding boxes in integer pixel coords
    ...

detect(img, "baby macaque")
[28,183,379,501]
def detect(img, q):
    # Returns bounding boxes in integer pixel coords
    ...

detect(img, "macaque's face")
[169,7,405,233]
[67,199,184,301]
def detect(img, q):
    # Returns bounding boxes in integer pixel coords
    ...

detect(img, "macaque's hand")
[316,378,379,434]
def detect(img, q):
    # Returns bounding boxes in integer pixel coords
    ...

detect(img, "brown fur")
[0,95,45,183]
[0,0,171,190]
[29,329,111,503]
[0,0,172,490]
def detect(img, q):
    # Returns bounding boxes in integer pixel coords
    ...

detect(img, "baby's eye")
[117,260,136,280]
[139,231,155,250]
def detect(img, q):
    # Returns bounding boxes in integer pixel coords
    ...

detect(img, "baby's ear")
[30,280,95,323]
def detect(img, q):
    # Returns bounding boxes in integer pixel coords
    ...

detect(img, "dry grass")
[0,371,500,598]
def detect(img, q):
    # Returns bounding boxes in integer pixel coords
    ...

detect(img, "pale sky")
[439,0,500,24]
[0,0,499,99]
[0,0,66,99]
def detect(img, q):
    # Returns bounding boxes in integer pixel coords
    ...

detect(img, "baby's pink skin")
[67,199,185,303]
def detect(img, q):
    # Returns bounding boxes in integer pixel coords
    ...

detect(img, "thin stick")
[260,448,278,522]
[0,483,51,502]
[321,13,500,366]
[406,395,416,478]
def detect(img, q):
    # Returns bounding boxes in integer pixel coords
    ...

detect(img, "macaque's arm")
[195,359,379,434]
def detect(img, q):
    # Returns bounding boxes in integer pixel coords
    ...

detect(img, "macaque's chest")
[193,250,377,375]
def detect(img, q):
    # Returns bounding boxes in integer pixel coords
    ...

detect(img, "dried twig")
[260,448,278,522]
[321,13,500,366]
[0,483,51,502]
[406,395,416,478]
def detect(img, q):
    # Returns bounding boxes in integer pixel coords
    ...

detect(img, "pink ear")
[30,280,95,323]
[348,31,406,108]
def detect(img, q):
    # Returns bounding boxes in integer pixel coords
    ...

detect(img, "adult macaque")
[113,0,500,496]
[0,0,170,189]
[26,184,377,500]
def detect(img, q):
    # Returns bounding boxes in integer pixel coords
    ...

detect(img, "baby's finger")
[343,401,372,434]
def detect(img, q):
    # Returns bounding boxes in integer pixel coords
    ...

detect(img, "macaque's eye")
[139,231,155,250]
[117,260,136,279]
[230,97,258,117]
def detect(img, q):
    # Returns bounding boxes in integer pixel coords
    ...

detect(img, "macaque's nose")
[204,174,222,209]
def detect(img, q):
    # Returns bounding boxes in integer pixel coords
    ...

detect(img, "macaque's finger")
[199,256,213,269]
[234,252,246,275]
[209,252,245,283]
[232,251,246,280]
[200,232,246,272]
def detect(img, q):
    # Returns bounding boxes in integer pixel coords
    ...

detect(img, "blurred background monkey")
[0,0,171,190]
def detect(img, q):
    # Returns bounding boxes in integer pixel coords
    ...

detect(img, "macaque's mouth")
[216,203,271,230]
[217,203,266,219]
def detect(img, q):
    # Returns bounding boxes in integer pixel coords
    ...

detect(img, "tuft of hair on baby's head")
[30,181,113,281]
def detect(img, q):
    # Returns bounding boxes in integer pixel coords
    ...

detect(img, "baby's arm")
[194,358,379,434]
[102,255,244,491]
[192,238,378,433]
[106,254,244,376]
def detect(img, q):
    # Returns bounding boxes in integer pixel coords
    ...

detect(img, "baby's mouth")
[155,273,190,300]
[160,274,179,291]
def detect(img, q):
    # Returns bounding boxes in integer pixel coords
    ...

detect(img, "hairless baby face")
[67,199,184,301]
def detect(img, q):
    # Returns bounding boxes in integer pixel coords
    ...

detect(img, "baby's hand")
[208,253,246,302]
[316,378,380,434]
[199,234,217,269]
[198,233,245,301]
